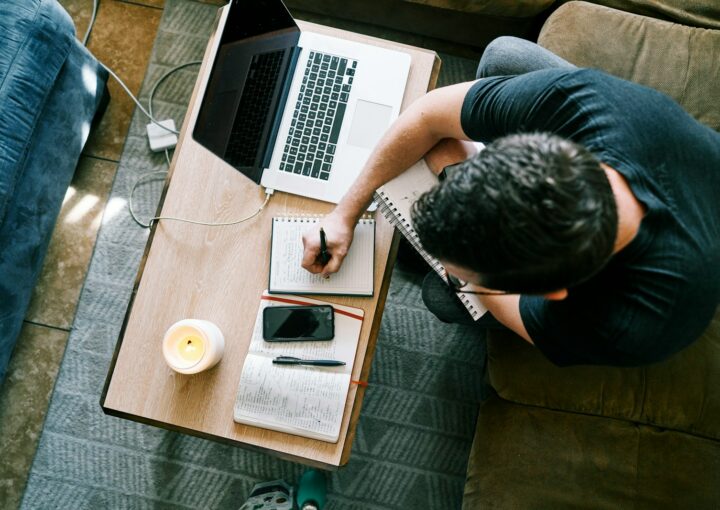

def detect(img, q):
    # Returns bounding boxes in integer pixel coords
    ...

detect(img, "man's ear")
[543,289,568,301]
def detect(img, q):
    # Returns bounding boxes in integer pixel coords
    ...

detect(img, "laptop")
[193,0,411,204]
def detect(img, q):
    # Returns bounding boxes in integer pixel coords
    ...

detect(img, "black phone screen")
[262,305,334,341]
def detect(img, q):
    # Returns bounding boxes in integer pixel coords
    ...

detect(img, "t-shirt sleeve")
[519,294,635,367]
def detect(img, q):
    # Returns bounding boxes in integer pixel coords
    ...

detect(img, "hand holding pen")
[319,228,330,265]
[300,213,356,276]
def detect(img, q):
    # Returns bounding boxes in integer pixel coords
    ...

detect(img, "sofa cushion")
[0,0,74,225]
[538,1,720,131]
[463,396,720,509]
[486,305,720,440]
[580,0,720,30]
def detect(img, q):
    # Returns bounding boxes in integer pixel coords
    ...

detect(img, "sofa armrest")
[538,1,720,130]
[486,305,720,440]
[571,0,720,30]
[0,0,108,386]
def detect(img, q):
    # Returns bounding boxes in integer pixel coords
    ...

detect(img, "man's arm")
[479,295,534,344]
[333,81,476,224]
[301,81,476,275]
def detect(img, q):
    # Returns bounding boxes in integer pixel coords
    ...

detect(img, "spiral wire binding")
[274,214,375,224]
[374,190,480,318]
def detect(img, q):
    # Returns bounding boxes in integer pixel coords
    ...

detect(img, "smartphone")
[262,305,335,341]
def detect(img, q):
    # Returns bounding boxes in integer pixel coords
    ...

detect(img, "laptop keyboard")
[226,50,285,167]
[279,51,357,180]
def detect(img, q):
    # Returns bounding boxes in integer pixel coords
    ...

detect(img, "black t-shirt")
[460,68,720,367]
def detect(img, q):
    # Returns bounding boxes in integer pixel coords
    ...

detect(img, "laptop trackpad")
[348,100,393,149]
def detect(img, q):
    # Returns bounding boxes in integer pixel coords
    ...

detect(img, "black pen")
[273,356,345,367]
[319,227,330,265]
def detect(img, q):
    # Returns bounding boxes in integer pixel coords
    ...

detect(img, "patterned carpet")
[21,1,486,508]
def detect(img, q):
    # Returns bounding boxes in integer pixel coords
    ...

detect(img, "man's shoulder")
[460,68,597,140]
[467,67,584,94]
[462,67,633,122]
[465,67,659,111]
[502,67,622,90]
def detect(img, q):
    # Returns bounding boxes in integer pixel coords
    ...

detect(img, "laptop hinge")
[261,45,302,170]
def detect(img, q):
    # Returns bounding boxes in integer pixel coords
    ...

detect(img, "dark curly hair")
[411,133,618,294]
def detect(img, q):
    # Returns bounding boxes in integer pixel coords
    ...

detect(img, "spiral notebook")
[269,216,375,296]
[374,159,488,320]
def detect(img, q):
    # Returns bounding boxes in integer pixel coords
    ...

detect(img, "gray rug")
[21,1,485,508]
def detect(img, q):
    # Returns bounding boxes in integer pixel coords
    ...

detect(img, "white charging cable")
[100,63,180,136]
[123,61,274,228]
[148,60,203,165]
[128,178,272,229]
[81,0,99,46]
[82,0,175,137]
[85,1,273,229]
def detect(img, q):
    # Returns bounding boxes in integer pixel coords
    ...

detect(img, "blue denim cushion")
[0,0,107,384]
[0,0,74,223]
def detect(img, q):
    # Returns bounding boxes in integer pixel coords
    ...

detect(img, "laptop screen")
[220,0,296,44]
[193,0,300,183]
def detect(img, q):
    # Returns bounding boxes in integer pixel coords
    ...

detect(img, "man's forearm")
[333,101,441,223]
[333,82,475,224]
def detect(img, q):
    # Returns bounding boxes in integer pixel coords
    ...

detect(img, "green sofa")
[463,2,720,507]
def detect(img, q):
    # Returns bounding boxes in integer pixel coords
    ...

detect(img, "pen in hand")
[273,356,345,367]
[319,227,330,265]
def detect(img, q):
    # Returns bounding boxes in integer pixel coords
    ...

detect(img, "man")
[301,37,720,367]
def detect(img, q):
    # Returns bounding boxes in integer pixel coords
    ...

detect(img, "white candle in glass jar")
[162,319,225,374]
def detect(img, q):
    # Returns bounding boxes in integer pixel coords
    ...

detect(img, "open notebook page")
[234,293,364,442]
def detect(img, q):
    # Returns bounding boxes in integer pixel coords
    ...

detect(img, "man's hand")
[301,210,356,277]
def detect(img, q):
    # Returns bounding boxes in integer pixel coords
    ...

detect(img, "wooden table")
[101,10,440,469]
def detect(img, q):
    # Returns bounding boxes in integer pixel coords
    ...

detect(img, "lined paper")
[269,217,374,296]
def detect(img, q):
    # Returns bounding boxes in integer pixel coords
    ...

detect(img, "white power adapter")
[146,119,178,152]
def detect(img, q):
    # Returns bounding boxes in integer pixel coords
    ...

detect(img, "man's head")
[412,133,618,295]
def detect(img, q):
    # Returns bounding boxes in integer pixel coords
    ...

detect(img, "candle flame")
[175,334,205,363]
